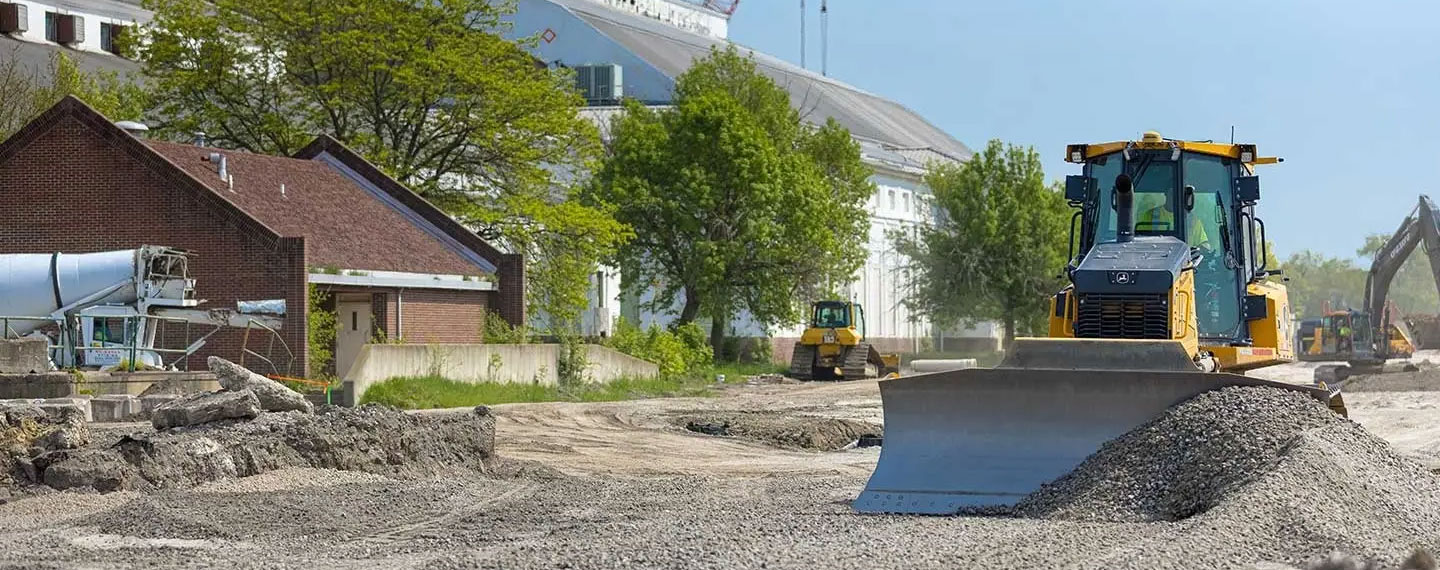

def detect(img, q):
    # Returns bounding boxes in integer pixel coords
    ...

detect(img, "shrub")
[307,285,337,378]
[605,318,711,377]
[483,310,529,344]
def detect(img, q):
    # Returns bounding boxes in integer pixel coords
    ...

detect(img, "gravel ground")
[674,410,882,450]
[0,380,1437,569]
[1347,369,1440,392]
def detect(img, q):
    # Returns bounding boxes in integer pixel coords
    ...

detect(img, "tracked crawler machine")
[1299,196,1440,382]
[855,132,1342,515]
[788,301,900,380]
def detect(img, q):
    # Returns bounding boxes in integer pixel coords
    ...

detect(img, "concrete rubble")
[35,404,496,493]
[208,356,314,414]
[149,389,262,429]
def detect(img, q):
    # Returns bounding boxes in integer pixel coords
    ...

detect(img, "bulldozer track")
[789,344,816,380]
[841,342,873,380]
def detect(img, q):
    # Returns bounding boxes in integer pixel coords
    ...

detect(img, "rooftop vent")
[114,121,148,135]
[575,64,623,106]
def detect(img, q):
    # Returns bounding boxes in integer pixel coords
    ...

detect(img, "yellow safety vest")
[1138,207,1210,248]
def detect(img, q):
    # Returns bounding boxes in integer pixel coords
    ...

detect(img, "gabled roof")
[0,96,498,277]
[147,141,493,275]
[544,0,972,162]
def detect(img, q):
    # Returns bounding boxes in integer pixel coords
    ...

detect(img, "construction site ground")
[3,355,1440,569]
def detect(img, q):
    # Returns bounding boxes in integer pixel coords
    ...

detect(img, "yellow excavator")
[1296,196,1440,382]
[788,301,900,380]
[855,132,1344,515]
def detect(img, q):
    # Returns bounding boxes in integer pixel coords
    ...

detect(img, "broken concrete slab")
[0,398,93,423]
[139,394,181,416]
[91,395,142,422]
[0,400,90,457]
[208,357,312,414]
[151,390,262,430]
[0,338,49,374]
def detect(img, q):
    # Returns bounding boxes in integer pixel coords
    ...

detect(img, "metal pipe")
[1115,174,1134,243]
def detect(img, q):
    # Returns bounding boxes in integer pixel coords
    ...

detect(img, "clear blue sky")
[729,1,1440,261]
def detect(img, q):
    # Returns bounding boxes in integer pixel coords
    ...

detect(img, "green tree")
[1279,250,1366,318]
[893,140,1069,346]
[138,0,626,326]
[0,49,147,139]
[1356,233,1440,315]
[587,46,872,358]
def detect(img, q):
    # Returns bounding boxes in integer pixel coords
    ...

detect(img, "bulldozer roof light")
[1065,140,1276,164]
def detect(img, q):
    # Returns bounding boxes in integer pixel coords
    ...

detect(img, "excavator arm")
[1362,195,1440,355]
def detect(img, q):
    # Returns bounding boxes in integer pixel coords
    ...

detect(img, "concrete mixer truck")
[0,246,284,371]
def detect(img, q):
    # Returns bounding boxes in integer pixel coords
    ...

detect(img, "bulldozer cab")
[811,301,862,333]
[1070,135,1271,345]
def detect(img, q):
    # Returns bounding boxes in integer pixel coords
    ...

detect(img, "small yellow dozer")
[788,301,900,381]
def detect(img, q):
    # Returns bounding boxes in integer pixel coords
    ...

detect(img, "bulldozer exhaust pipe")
[1115,173,1134,243]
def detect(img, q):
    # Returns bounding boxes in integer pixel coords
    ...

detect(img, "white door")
[335,299,373,377]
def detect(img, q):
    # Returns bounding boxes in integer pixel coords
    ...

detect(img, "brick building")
[0,97,524,376]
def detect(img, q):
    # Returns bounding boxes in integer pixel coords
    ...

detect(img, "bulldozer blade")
[853,339,1328,515]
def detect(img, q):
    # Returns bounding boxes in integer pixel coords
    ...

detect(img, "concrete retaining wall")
[0,371,219,400]
[345,344,659,402]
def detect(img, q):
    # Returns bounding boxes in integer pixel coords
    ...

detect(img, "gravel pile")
[1008,385,1440,568]
[1015,386,1339,522]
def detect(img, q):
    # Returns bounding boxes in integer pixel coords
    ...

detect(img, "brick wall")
[496,254,525,328]
[0,114,308,375]
[395,289,488,344]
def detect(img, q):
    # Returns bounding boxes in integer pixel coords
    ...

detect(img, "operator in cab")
[1136,190,1212,251]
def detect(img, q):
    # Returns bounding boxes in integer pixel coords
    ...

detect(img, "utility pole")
[800,0,806,69]
[820,0,829,76]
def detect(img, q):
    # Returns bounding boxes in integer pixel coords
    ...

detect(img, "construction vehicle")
[788,300,900,380]
[1297,196,1440,382]
[0,246,286,371]
[855,132,1342,515]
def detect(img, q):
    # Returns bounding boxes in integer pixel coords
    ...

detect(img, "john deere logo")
[1111,271,1133,285]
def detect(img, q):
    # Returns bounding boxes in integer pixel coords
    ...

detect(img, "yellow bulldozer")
[788,300,900,380]
[855,132,1345,515]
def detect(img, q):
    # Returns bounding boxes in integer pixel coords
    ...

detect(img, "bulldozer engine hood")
[1072,236,1189,294]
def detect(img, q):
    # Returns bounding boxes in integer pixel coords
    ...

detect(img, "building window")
[888,189,895,210]
[45,12,57,42]
[101,22,126,55]
[903,192,910,214]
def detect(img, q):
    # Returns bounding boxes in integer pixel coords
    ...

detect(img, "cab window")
[812,303,850,328]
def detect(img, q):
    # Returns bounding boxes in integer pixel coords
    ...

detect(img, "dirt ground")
[0,363,1437,569]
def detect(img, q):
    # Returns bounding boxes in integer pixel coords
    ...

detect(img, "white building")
[513,0,1002,356]
[0,0,145,73]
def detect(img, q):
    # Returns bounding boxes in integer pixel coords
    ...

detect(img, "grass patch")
[360,374,716,410]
